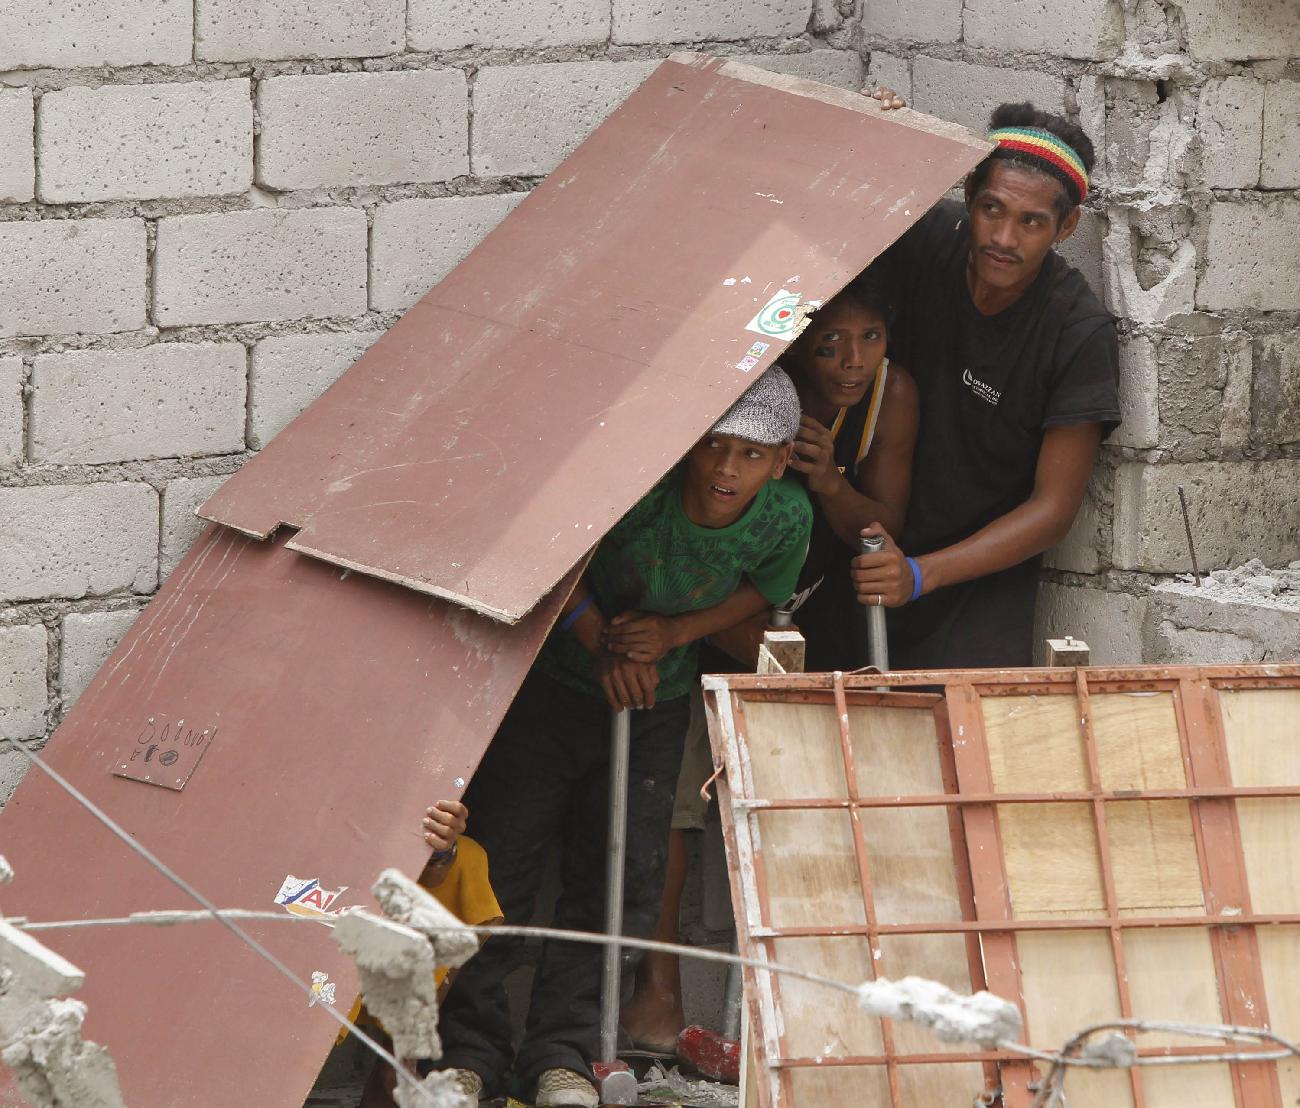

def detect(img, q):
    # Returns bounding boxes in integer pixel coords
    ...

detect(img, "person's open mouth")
[709,483,737,500]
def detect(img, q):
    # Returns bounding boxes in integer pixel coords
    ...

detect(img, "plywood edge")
[670,51,991,154]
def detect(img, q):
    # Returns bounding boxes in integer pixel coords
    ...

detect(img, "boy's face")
[681,433,792,528]
[788,300,887,411]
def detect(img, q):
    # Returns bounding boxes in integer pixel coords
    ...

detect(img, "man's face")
[964,162,1079,294]
[682,433,792,528]
[787,299,887,411]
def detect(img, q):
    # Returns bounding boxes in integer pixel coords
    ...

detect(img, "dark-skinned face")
[964,161,1080,297]
[786,299,887,413]
[681,433,792,528]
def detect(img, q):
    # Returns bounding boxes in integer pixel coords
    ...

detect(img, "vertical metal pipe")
[858,534,890,676]
[721,941,744,1040]
[599,707,632,1063]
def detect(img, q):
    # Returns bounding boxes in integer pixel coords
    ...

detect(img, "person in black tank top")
[850,101,1120,669]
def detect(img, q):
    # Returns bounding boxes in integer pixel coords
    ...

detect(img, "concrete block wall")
[859,0,1300,665]
[0,1,867,801]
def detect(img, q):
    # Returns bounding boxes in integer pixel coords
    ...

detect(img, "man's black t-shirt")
[883,199,1120,668]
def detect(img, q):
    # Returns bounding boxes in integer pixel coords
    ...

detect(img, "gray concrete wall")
[1,0,1298,803]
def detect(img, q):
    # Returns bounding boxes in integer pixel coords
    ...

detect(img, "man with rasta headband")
[853,100,1121,668]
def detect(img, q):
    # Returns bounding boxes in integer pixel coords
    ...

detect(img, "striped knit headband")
[988,126,1089,206]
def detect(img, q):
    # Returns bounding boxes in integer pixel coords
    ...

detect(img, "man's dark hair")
[967,102,1096,223]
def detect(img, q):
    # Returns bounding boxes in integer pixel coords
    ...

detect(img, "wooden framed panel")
[707,665,1300,1108]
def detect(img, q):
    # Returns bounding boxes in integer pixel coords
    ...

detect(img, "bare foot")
[621,988,686,1054]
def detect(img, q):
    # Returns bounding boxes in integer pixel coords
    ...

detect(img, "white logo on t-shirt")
[962,368,1002,406]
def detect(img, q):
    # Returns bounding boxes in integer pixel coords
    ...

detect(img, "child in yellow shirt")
[357,799,503,1108]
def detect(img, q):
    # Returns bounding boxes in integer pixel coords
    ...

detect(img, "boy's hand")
[602,610,681,663]
[596,652,659,711]
[422,799,468,852]
[787,415,844,496]
[850,524,915,608]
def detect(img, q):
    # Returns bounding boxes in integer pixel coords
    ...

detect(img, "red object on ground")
[675,1024,740,1084]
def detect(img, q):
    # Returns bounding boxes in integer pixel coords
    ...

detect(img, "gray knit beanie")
[710,366,801,445]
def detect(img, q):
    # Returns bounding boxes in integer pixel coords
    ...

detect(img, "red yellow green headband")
[988,126,1089,205]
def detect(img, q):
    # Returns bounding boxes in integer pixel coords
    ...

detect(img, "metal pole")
[858,533,890,675]
[599,707,632,1064]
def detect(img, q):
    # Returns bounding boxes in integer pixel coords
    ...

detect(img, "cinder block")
[59,610,140,708]
[0,0,191,69]
[154,207,367,326]
[1179,0,1298,61]
[866,52,912,102]
[1153,332,1248,452]
[1102,207,1196,324]
[38,80,251,203]
[0,748,31,806]
[409,0,607,49]
[0,357,22,465]
[911,56,1065,133]
[160,475,228,577]
[1262,80,1300,189]
[472,61,658,178]
[1056,207,1105,302]
[195,0,402,62]
[963,0,1122,61]
[0,89,34,202]
[0,219,145,339]
[370,194,524,311]
[0,625,48,743]
[612,0,809,45]
[861,0,960,43]
[1150,622,1263,664]
[1197,199,1300,312]
[31,344,246,465]
[1044,470,1105,574]
[1253,330,1300,447]
[731,50,864,91]
[1033,583,1147,665]
[249,332,379,448]
[256,70,467,191]
[1110,334,1159,450]
[0,483,157,603]
[1196,77,1264,189]
[1112,460,1300,572]
[1146,584,1300,665]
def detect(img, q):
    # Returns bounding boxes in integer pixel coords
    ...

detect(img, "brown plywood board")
[0,526,574,1108]
[198,52,989,623]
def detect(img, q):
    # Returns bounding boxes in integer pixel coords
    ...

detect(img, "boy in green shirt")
[434,368,811,1107]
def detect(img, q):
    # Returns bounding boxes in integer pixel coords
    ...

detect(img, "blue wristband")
[905,557,923,602]
[561,594,596,631]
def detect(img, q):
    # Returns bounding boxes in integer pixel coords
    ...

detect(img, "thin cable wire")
[0,736,440,1108]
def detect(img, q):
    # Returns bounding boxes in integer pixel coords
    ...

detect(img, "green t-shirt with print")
[536,466,812,702]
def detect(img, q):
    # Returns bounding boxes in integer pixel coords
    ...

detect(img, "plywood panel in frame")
[1257,925,1300,1106]
[1220,688,1300,914]
[199,54,989,623]
[1017,930,1135,1108]
[708,666,1300,1108]
[0,526,576,1108]
[706,677,987,1107]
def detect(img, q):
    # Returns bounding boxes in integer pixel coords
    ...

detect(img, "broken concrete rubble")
[371,867,479,971]
[332,910,442,1062]
[0,916,125,1108]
